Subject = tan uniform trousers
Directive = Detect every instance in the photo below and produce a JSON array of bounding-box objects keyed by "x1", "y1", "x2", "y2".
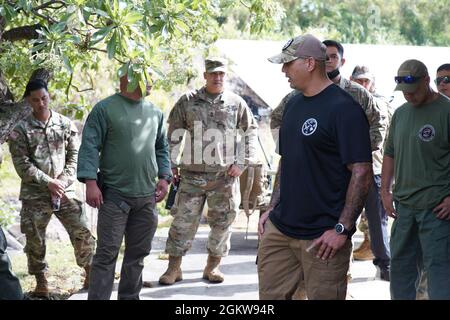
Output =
[{"x1": 258, "y1": 219, "x2": 352, "y2": 300}]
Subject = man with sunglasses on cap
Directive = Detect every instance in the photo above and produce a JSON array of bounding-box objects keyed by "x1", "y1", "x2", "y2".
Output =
[
  {"x1": 269, "y1": 40, "x2": 391, "y2": 287},
  {"x1": 436, "y1": 64, "x2": 450, "y2": 98},
  {"x1": 381, "y1": 59, "x2": 450, "y2": 300},
  {"x1": 258, "y1": 34, "x2": 373, "y2": 300}
]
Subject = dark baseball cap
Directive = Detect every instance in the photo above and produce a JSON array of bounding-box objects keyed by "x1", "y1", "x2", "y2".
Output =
[
  {"x1": 205, "y1": 57, "x2": 227, "y2": 73},
  {"x1": 268, "y1": 34, "x2": 327, "y2": 64},
  {"x1": 394, "y1": 59, "x2": 428, "y2": 93}
]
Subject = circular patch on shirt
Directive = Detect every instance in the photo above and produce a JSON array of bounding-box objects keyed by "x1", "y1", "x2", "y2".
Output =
[
  {"x1": 301, "y1": 118, "x2": 318, "y2": 136},
  {"x1": 282, "y1": 38, "x2": 294, "y2": 50},
  {"x1": 418, "y1": 124, "x2": 435, "y2": 142}
]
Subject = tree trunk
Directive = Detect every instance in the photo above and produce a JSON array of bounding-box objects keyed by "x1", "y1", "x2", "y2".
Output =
[
  {"x1": 0, "y1": 68, "x2": 51, "y2": 143},
  {"x1": 0, "y1": 101, "x2": 31, "y2": 144}
]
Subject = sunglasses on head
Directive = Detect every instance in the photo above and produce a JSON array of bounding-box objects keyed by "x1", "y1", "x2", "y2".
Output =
[
  {"x1": 435, "y1": 76, "x2": 450, "y2": 85},
  {"x1": 394, "y1": 75, "x2": 422, "y2": 84}
]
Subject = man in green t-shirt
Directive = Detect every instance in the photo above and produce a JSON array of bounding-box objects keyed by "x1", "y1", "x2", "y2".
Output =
[
  {"x1": 381, "y1": 59, "x2": 450, "y2": 300},
  {"x1": 77, "y1": 70, "x2": 172, "y2": 300}
]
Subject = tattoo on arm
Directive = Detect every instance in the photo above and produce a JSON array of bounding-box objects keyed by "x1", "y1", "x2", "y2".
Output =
[
  {"x1": 269, "y1": 160, "x2": 281, "y2": 208},
  {"x1": 339, "y1": 162, "x2": 373, "y2": 228}
]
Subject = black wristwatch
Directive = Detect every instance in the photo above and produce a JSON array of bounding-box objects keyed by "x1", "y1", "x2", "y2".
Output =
[
  {"x1": 159, "y1": 174, "x2": 173, "y2": 184},
  {"x1": 334, "y1": 223, "x2": 351, "y2": 236}
]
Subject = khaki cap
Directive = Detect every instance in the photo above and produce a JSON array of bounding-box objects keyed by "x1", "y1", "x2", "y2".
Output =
[
  {"x1": 205, "y1": 57, "x2": 227, "y2": 73},
  {"x1": 394, "y1": 59, "x2": 428, "y2": 93},
  {"x1": 268, "y1": 34, "x2": 327, "y2": 64},
  {"x1": 352, "y1": 65, "x2": 374, "y2": 80}
]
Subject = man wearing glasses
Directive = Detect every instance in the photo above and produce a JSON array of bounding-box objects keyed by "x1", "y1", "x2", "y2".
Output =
[
  {"x1": 436, "y1": 64, "x2": 450, "y2": 98},
  {"x1": 381, "y1": 59, "x2": 450, "y2": 300}
]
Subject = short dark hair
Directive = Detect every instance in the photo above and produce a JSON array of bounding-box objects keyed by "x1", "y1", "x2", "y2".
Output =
[
  {"x1": 24, "y1": 79, "x2": 48, "y2": 97},
  {"x1": 322, "y1": 40, "x2": 344, "y2": 58},
  {"x1": 437, "y1": 64, "x2": 450, "y2": 72}
]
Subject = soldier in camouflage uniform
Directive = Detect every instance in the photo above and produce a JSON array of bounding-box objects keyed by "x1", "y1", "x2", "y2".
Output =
[
  {"x1": 270, "y1": 41, "x2": 391, "y2": 285},
  {"x1": 8, "y1": 79, "x2": 95, "y2": 297},
  {"x1": 159, "y1": 58, "x2": 258, "y2": 285}
]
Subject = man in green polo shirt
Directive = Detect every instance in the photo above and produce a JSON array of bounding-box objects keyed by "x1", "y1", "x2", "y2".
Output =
[
  {"x1": 77, "y1": 69, "x2": 172, "y2": 300},
  {"x1": 381, "y1": 59, "x2": 450, "y2": 300}
]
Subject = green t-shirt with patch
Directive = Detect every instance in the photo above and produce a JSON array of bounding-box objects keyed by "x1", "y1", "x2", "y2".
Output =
[{"x1": 384, "y1": 94, "x2": 450, "y2": 209}]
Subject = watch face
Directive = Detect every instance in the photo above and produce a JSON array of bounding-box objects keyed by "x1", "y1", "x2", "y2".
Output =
[{"x1": 335, "y1": 223, "x2": 344, "y2": 234}]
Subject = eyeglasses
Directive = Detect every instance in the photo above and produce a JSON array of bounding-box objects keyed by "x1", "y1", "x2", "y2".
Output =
[
  {"x1": 435, "y1": 76, "x2": 450, "y2": 86},
  {"x1": 395, "y1": 75, "x2": 422, "y2": 84}
]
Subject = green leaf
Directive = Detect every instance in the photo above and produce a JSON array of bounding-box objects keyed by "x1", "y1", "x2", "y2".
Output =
[
  {"x1": 122, "y1": 12, "x2": 144, "y2": 25},
  {"x1": 63, "y1": 55, "x2": 73, "y2": 73},
  {"x1": 90, "y1": 26, "x2": 114, "y2": 44},
  {"x1": 30, "y1": 43, "x2": 47, "y2": 53},
  {"x1": 113, "y1": 0, "x2": 119, "y2": 15},
  {"x1": 107, "y1": 31, "x2": 117, "y2": 59},
  {"x1": 118, "y1": 62, "x2": 129, "y2": 78}
]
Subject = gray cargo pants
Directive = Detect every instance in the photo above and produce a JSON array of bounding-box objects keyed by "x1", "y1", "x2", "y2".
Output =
[{"x1": 88, "y1": 188, "x2": 158, "y2": 300}]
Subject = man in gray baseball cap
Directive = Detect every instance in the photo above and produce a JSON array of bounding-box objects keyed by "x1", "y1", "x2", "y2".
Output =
[
  {"x1": 268, "y1": 34, "x2": 327, "y2": 64},
  {"x1": 258, "y1": 34, "x2": 373, "y2": 300}
]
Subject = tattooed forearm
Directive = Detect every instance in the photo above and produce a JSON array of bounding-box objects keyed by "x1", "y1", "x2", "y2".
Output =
[
  {"x1": 339, "y1": 162, "x2": 373, "y2": 228},
  {"x1": 269, "y1": 160, "x2": 281, "y2": 208}
]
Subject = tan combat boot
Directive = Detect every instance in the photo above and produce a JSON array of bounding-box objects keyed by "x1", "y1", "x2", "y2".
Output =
[
  {"x1": 159, "y1": 256, "x2": 183, "y2": 285},
  {"x1": 34, "y1": 273, "x2": 49, "y2": 298},
  {"x1": 353, "y1": 232, "x2": 374, "y2": 261},
  {"x1": 82, "y1": 265, "x2": 91, "y2": 289},
  {"x1": 202, "y1": 255, "x2": 224, "y2": 283}
]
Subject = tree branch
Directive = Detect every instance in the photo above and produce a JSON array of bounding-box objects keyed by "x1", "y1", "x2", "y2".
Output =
[
  {"x1": 34, "y1": 0, "x2": 67, "y2": 11},
  {"x1": 2, "y1": 24, "x2": 42, "y2": 42}
]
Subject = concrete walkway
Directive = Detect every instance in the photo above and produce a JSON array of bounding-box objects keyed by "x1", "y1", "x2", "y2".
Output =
[{"x1": 69, "y1": 210, "x2": 390, "y2": 300}]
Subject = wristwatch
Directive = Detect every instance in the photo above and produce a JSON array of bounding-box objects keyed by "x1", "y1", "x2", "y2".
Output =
[
  {"x1": 159, "y1": 174, "x2": 173, "y2": 184},
  {"x1": 334, "y1": 223, "x2": 351, "y2": 236}
]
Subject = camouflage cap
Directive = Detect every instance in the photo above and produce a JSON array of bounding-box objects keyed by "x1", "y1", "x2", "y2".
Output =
[
  {"x1": 268, "y1": 34, "x2": 327, "y2": 64},
  {"x1": 351, "y1": 65, "x2": 374, "y2": 80},
  {"x1": 205, "y1": 57, "x2": 227, "y2": 73},
  {"x1": 395, "y1": 59, "x2": 428, "y2": 93}
]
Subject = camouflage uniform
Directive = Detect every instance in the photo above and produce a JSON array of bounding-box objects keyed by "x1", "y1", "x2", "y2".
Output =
[
  {"x1": 165, "y1": 87, "x2": 258, "y2": 257},
  {"x1": 8, "y1": 111, "x2": 95, "y2": 275}
]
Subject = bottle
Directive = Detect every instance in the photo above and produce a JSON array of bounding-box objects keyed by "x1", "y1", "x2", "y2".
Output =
[{"x1": 51, "y1": 194, "x2": 61, "y2": 212}]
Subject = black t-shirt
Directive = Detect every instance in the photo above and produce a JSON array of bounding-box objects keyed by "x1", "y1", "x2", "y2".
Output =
[{"x1": 270, "y1": 84, "x2": 372, "y2": 239}]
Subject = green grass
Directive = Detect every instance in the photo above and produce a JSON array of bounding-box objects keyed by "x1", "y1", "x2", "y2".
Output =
[
  {"x1": 10, "y1": 238, "x2": 126, "y2": 299},
  {"x1": 0, "y1": 145, "x2": 21, "y2": 199},
  {"x1": 10, "y1": 240, "x2": 87, "y2": 299}
]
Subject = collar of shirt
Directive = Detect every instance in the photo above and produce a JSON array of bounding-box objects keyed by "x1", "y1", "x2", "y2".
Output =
[
  {"x1": 29, "y1": 110, "x2": 57, "y2": 129},
  {"x1": 198, "y1": 87, "x2": 225, "y2": 104}
]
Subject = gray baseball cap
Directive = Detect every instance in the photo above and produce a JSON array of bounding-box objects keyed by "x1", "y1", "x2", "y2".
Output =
[
  {"x1": 351, "y1": 65, "x2": 374, "y2": 80},
  {"x1": 268, "y1": 34, "x2": 327, "y2": 64}
]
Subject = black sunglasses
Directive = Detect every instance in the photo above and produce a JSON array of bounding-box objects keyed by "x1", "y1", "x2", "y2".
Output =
[
  {"x1": 394, "y1": 75, "x2": 422, "y2": 84},
  {"x1": 435, "y1": 76, "x2": 450, "y2": 86}
]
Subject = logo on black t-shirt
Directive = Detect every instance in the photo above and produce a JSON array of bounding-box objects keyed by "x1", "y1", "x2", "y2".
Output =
[
  {"x1": 301, "y1": 118, "x2": 318, "y2": 136},
  {"x1": 418, "y1": 124, "x2": 435, "y2": 142}
]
